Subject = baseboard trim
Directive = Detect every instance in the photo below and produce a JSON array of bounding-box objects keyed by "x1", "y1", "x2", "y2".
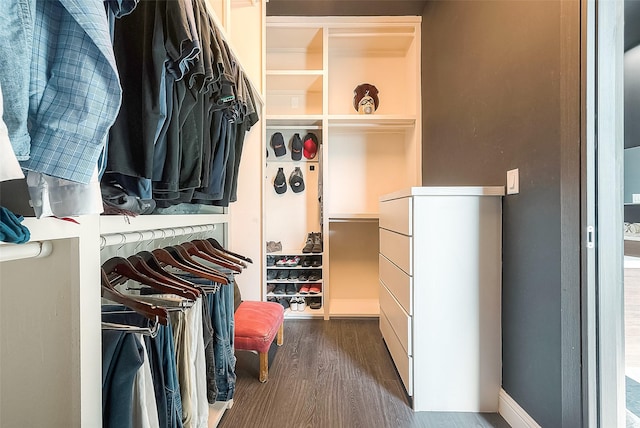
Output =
[{"x1": 498, "y1": 389, "x2": 542, "y2": 428}]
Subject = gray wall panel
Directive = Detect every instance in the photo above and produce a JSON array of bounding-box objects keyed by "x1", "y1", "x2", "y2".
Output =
[{"x1": 421, "y1": 1, "x2": 581, "y2": 426}]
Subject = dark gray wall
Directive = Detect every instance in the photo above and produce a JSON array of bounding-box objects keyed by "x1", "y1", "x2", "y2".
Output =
[{"x1": 421, "y1": 1, "x2": 582, "y2": 426}]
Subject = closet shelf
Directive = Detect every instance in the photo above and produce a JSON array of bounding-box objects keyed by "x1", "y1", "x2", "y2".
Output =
[
  {"x1": 12, "y1": 216, "x2": 86, "y2": 241},
  {"x1": 328, "y1": 33, "x2": 415, "y2": 55},
  {"x1": 328, "y1": 213, "x2": 379, "y2": 221},
  {"x1": 266, "y1": 26, "x2": 323, "y2": 52},
  {"x1": 265, "y1": 116, "x2": 323, "y2": 127},
  {"x1": 99, "y1": 214, "x2": 229, "y2": 235},
  {"x1": 329, "y1": 298, "x2": 380, "y2": 317},
  {"x1": 327, "y1": 115, "x2": 416, "y2": 129},
  {"x1": 266, "y1": 72, "x2": 323, "y2": 92}
]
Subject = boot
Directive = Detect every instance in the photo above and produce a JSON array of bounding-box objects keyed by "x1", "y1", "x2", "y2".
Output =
[
  {"x1": 311, "y1": 232, "x2": 322, "y2": 253},
  {"x1": 302, "y1": 232, "x2": 315, "y2": 253}
]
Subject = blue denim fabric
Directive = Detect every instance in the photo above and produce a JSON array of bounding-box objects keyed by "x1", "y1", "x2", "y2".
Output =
[
  {"x1": 176, "y1": 272, "x2": 235, "y2": 401},
  {"x1": 102, "y1": 306, "x2": 183, "y2": 428},
  {"x1": 102, "y1": 329, "x2": 144, "y2": 428},
  {"x1": 211, "y1": 280, "x2": 236, "y2": 401},
  {"x1": 201, "y1": 292, "x2": 218, "y2": 403},
  {"x1": 0, "y1": 0, "x2": 34, "y2": 159}
]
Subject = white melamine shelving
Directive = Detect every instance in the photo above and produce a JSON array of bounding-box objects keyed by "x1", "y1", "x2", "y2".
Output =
[{"x1": 265, "y1": 16, "x2": 421, "y2": 319}]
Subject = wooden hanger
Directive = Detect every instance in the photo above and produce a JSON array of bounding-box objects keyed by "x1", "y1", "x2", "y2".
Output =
[
  {"x1": 102, "y1": 256, "x2": 200, "y2": 301},
  {"x1": 127, "y1": 254, "x2": 201, "y2": 292},
  {"x1": 152, "y1": 247, "x2": 229, "y2": 285},
  {"x1": 134, "y1": 251, "x2": 196, "y2": 287},
  {"x1": 181, "y1": 241, "x2": 242, "y2": 273},
  {"x1": 206, "y1": 238, "x2": 253, "y2": 264},
  {"x1": 192, "y1": 239, "x2": 247, "y2": 269},
  {"x1": 100, "y1": 269, "x2": 168, "y2": 325}
]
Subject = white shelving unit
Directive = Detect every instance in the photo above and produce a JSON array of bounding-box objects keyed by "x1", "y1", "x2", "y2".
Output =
[{"x1": 265, "y1": 16, "x2": 421, "y2": 319}]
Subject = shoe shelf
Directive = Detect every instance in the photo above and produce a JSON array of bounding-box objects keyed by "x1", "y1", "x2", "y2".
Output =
[
  {"x1": 266, "y1": 292, "x2": 323, "y2": 298},
  {"x1": 267, "y1": 266, "x2": 322, "y2": 270}
]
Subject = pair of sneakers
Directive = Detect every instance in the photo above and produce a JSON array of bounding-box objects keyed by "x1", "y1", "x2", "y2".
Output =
[{"x1": 289, "y1": 297, "x2": 306, "y2": 312}]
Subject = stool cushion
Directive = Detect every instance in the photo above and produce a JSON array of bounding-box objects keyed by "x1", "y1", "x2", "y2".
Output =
[{"x1": 234, "y1": 301, "x2": 284, "y2": 354}]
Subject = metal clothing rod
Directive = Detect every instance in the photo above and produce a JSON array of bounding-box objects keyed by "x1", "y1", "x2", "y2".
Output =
[
  {"x1": 100, "y1": 224, "x2": 217, "y2": 249},
  {"x1": 0, "y1": 241, "x2": 54, "y2": 263}
]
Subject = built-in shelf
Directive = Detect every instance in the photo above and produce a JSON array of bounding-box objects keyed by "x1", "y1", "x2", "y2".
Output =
[
  {"x1": 329, "y1": 33, "x2": 415, "y2": 55},
  {"x1": 328, "y1": 115, "x2": 416, "y2": 129},
  {"x1": 328, "y1": 213, "x2": 379, "y2": 221},
  {"x1": 1, "y1": 216, "x2": 88, "y2": 242},
  {"x1": 266, "y1": 71, "x2": 323, "y2": 93},
  {"x1": 266, "y1": 116, "x2": 323, "y2": 127},
  {"x1": 99, "y1": 214, "x2": 230, "y2": 235},
  {"x1": 329, "y1": 298, "x2": 380, "y2": 317}
]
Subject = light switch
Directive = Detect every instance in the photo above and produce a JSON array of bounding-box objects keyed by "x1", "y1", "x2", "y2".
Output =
[{"x1": 507, "y1": 168, "x2": 519, "y2": 195}]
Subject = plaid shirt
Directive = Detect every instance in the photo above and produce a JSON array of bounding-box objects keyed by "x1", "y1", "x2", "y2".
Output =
[{"x1": 20, "y1": 0, "x2": 122, "y2": 184}]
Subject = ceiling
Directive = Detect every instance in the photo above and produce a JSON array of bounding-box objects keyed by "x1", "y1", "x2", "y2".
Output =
[{"x1": 266, "y1": 0, "x2": 430, "y2": 16}]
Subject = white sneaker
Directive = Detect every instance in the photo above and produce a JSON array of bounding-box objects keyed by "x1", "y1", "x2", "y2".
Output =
[
  {"x1": 289, "y1": 297, "x2": 299, "y2": 311},
  {"x1": 297, "y1": 297, "x2": 306, "y2": 312}
]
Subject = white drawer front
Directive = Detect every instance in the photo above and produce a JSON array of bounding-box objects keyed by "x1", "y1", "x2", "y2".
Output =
[
  {"x1": 379, "y1": 228, "x2": 412, "y2": 275},
  {"x1": 379, "y1": 197, "x2": 412, "y2": 236},
  {"x1": 380, "y1": 309, "x2": 413, "y2": 396},
  {"x1": 379, "y1": 254, "x2": 412, "y2": 315},
  {"x1": 379, "y1": 281, "x2": 412, "y2": 355}
]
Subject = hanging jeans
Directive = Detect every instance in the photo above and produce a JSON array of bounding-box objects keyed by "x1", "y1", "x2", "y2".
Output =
[
  {"x1": 211, "y1": 279, "x2": 236, "y2": 401},
  {"x1": 102, "y1": 307, "x2": 183, "y2": 428},
  {"x1": 102, "y1": 329, "x2": 145, "y2": 428},
  {"x1": 177, "y1": 273, "x2": 235, "y2": 401}
]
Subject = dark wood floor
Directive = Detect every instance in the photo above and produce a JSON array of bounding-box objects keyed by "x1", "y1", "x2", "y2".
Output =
[{"x1": 219, "y1": 319, "x2": 511, "y2": 428}]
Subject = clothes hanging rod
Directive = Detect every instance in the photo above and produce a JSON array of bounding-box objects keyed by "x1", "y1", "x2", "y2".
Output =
[
  {"x1": 100, "y1": 224, "x2": 217, "y2": 249},
  {"x1": 0, "y1": 241, "x2": 54, "y2": 263}
]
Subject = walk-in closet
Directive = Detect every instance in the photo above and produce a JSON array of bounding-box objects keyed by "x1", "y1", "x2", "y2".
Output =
[{"x1": 0, "y1": 1, "x2": 510, "y2": 427}]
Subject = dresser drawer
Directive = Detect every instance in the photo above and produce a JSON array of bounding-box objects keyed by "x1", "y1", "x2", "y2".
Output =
[
  {"x1": 379, "y1": 254, "x2": 412, "y2": 315},
  {"x1": 379, "y1": 228, "x2": 412, "y2": 275},
  {"x1": 380, "y1": 308, "x2": 413, "y2": 396},
  {"x1": 379, "y1": 281, "x2": 412, "y2": 355},
  {"x1": 379, "y1": 197, "x2": 412, "y2": 235}
]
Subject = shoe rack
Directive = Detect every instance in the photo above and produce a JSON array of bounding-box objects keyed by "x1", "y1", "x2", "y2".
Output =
[{"x1": 264, "y1": 17, "x2": 422, "y2": 319}]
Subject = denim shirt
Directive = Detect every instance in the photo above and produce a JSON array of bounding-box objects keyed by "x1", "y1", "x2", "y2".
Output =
[{"x1": 19, "y1": 0, "x2": 123, "y2": 184}]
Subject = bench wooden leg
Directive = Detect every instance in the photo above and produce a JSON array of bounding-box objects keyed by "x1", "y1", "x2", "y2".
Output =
[
  {"x1": 259, "y1": 352, "x2": 268, "y2": 383},
  {"x1": 276, "y1": 322, "x2": 284, "y2": 346}
]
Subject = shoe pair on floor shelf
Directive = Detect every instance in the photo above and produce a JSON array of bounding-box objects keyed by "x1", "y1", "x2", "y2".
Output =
[
  {"x1": 267, "y1": 270, "x2": 322, "y2": 281},
  {"x1": 269, "y1": 296, "x2": 322, "y2": 311},
  {"x1": 302, "y1": 232, "x2": 322, "y2": 254},
  {"x1": 270, "y1": 282, "x2": 322, "y2": 295},
  {"x1": 266, "y1": 255, "x2": 321, "y2": 267}
]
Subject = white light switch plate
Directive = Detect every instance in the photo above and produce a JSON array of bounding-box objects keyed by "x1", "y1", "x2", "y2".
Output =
[{"x1": 507, "y1": 168, "x2": 519, "y2": 195}]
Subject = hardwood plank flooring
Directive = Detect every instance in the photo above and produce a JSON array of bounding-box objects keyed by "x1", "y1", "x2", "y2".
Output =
[{"x1": 219, "y1": 319, "x2": 511, "y2": 428}]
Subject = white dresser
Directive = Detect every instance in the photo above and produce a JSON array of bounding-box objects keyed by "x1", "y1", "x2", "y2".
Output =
[{"x1": 378, "y1": 186, "x2": 504, "y2": 412}]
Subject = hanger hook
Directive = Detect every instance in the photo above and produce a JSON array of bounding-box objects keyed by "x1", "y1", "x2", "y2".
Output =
[
  {"x1": 116, "y1": 233, "x2": 127, "y2": 254},
  {"x1": 133, "y1": 231, "x2": 145, "y2": 252}
]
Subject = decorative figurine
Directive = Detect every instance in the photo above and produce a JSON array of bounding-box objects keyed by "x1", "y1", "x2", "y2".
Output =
[{"x1": 353, "y1": 83, "x2": 379, "y2": 114}]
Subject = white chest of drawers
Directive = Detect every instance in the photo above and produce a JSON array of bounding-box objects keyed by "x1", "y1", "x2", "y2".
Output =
[{"x1": 378, "y1": 186, "x2": 504, "y2": 412}]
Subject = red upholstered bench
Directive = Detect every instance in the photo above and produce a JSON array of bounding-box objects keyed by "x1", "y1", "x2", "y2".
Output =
[{"x1": 234, "y1": 300, "x2": 284, "y2": 382}]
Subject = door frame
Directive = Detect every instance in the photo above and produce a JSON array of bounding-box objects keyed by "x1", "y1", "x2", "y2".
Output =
[{"x1": 586, "y1": 0, "x2": 625, "y2": 426}]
